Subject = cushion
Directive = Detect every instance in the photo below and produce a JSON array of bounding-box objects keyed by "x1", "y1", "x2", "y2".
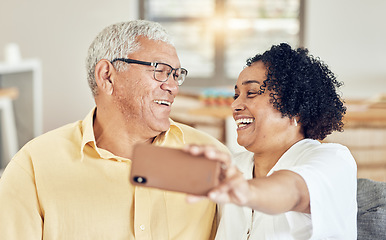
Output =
[{"x1": 357, "y1": 178, "x2": 386, "y2": 240}]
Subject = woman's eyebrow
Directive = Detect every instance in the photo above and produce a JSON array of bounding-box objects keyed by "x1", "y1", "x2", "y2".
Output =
[
  {"x1": 242, "y1": 80, "x2": 261, "y2": 85},
  {"x1": 235, "y1": 80, "x2": 261, "y2": 90}
]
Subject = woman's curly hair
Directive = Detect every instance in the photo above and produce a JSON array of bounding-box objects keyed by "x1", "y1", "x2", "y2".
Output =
[{"x1": 246, "y1": 43, "x2": 346, "y2": 140}]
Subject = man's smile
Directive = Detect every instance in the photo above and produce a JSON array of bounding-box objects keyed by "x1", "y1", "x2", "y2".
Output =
[{"x1": 154, "y1": 99, "x2": 172, "y2": 106}]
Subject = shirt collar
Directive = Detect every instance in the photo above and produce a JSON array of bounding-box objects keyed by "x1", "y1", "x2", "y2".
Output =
[
  {"x1": 80, "y1": 107, "x2": 185, "y2": 161},
  {"x1": 80, "y1": 107, "x2": 99, "y2": 161},
  {"x1": 267, "y1": 139, "x2": 315, "y2": 175},
  {"x1": 151, "y1": 118, "x2": 185, "y2": 147}
]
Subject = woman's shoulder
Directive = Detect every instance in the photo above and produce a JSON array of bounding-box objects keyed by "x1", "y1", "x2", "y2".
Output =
[
  {"x1": 286, "y1": 139, "x2": 357, "y2": 173},
  {"x1": 291, "y1": 139, "x2": 351, "y2": 157}
]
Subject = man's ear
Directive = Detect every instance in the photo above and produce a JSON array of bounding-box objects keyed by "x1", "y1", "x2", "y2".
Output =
[{"x1": 95, "y1": 59, "x2": 114, "y2": 95}]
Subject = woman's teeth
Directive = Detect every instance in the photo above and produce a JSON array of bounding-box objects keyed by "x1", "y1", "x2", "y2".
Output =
[{"x1": 235, "y1": 118, "x2": 255, "y2": 128}]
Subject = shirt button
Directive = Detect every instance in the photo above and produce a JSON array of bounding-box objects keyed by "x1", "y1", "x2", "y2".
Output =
[{"x1": 140, "y1": 225, "x2": 145, "y2": 231}]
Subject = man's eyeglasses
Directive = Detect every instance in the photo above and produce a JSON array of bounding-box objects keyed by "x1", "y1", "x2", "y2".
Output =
[{"x1": 110, "y1": 58, "x2": 188, "y2": 86}]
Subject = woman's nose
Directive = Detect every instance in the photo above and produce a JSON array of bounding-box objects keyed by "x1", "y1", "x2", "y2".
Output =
[{"x1": 231, "y1": 97, "x2": 245, "y2": 112}]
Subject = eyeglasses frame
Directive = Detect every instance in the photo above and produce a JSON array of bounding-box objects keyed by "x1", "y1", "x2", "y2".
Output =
[{"x1": 110, "y1": 58, "x2": 188, "y2": 86}]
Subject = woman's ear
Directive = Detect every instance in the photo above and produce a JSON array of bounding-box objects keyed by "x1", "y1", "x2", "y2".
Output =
[{"x1": 95, "y1": 59, "x2": 114, "y2": 95}]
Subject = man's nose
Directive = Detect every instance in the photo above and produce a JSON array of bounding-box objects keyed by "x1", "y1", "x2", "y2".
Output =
[{"x1": 160, "y1": 76, "x2": 179, "y2": 96}]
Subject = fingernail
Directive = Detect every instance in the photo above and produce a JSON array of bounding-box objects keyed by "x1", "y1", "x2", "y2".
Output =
[
  {"x1": 207, "y1": 150, "x2": 216, "y2": 159},
  {"x1": 209, "y1": 191, "x2": 217, "y2": 199},
  {"x1": 191, "y1": 145, "x2": 199, "y2": 153}
]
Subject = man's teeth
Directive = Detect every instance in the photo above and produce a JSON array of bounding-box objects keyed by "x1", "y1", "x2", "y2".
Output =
[
  {"x1": 235, "y1": 118, "x2": 254, "y2": 128},
  {"x1": 154, "y1": 100, "x2": 171, "y2": 106}
]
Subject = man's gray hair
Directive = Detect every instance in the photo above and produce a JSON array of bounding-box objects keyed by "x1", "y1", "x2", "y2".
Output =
[{"x1": 86, "y1": 20, "x2": 173, "y2": 96}]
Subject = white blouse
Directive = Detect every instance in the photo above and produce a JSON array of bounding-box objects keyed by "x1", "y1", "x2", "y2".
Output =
[{"x1": 215, "y1": 139, "x2": 357, "y2": 240}]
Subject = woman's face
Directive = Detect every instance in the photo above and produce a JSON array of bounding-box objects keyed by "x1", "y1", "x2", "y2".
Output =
[{"x1": 232, "y1": 61, "x2": 293, "y2": 153}]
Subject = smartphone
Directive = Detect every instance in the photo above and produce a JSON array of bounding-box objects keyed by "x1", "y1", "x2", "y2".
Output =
[{"x1": 130, "y1": 143, "x2": 221, "y2": 196}]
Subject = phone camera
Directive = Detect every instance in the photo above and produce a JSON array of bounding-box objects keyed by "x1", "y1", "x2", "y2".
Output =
[{"x1": 133, "y1": 176, "x2": 147, "y2": 184}]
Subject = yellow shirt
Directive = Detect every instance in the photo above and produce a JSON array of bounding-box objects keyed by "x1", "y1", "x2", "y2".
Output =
[{"x1": 0, "y1": 108, "x2": 228, "y2": 240}]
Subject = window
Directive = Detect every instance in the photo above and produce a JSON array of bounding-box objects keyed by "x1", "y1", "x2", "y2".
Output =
[{"x1": 140, "y1": 0, "x2": 304, "y2": 87}]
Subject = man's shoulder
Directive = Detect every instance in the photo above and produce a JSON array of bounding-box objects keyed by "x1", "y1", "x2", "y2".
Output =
[
  {"x1": 173, "y1": 121, "x2": 229, "y2": 153},
  {"x1": 173, "y1": 121, "x2": 203, "y2": 133},
  {"x1": 173, "y1": 121, "x2": 218, "y2": 141},
  {"x1": 24, "y1": 120, "x2": 83, "y2": 149}
]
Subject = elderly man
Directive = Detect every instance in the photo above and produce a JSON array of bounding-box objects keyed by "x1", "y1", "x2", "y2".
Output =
[{"x1": 0, "y1": 20, "x2": 227, "y2": 239}]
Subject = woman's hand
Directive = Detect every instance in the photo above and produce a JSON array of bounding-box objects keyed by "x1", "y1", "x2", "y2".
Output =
[{"x1": 183, "y1": 145, "x2": 252, "y2": 206}]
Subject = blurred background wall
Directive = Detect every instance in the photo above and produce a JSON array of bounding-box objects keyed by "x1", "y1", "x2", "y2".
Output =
[
  {"x1": 305, "y1": 0, "x2": 386, "y2": 99},
  {"x1": 0, "y1": 0, "x2": 385, "y2": 133},
  {"x1": 0, "y1": 0, "x2": 138, "y2": 133}
]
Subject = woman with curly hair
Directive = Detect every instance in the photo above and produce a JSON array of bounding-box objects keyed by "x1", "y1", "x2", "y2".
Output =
[{"x1": 186, "y1": 43, "x2": 357, "y2": 239}]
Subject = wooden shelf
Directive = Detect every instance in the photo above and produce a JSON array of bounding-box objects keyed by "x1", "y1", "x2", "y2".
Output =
[{"x1": 325, "y1": 99, "x2": 386, "y2": 182}]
